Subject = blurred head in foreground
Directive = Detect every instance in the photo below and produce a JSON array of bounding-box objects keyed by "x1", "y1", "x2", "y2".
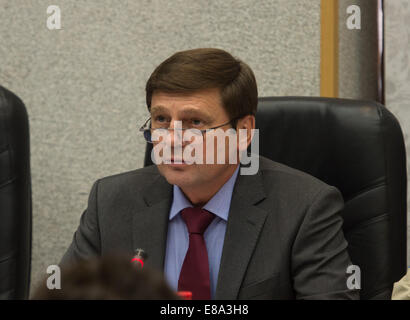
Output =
[{"x1": 32, "y1": 254, "x2": 180, "y2": 300}]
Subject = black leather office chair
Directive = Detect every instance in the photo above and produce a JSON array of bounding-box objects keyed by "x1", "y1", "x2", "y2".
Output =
[
  {"x1": 0, "y1": 86, "x2": 32, "y2": 299},
  {"x1": 144, "y1": 96, "x2": 407, "y2": 299}
]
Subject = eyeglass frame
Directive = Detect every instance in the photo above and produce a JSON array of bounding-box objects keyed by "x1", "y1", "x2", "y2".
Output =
[{"x1": 138, "y1": 114, "x2": 250, "y2": 144}]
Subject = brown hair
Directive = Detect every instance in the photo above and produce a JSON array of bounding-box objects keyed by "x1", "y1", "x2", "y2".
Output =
[
  {"x1": 31, "y1": 254, "x2": 180, "y2": 300},
  {"x1": 145, "y1": 48, "x2": 258, "y2": 126}
]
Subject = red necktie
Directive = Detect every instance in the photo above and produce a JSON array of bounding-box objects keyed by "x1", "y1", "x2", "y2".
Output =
[{"x1": 178, "y1": 207, "x2": 215, "y2": 300}]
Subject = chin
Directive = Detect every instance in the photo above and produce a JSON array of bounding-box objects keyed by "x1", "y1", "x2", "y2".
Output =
[{"x1": 157, "y1": 164, "x2": 196, "y2": 187}]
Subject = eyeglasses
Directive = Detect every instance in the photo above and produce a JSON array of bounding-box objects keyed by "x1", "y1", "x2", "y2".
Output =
[{"x1": 138, "y1": 116, "x2": 243, "y2": 144}]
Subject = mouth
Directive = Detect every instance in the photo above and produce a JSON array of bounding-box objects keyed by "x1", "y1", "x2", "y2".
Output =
[{"x1": 164, "y1": 158, "x2": 190, "y2": 166}]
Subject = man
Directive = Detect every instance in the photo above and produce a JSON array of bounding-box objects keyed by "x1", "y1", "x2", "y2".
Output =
[{"x1": 61, "y1": 48, "x2": 359, "y2": 300}]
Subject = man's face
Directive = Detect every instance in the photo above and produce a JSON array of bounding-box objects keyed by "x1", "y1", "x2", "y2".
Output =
[{"x1": 150, "y1": 88, "x2": 238, "y2": 189}]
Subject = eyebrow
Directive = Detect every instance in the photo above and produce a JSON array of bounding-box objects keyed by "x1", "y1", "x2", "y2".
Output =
[
  {"x1": 180, "y1": 109, "x2": 213, "y2": 122},
  {"x1": 151, "y1": 105, "x2": 214, "y2": 122},
  {"x1": 150, "y1": 105, "x2": 169, "y2": 115}
]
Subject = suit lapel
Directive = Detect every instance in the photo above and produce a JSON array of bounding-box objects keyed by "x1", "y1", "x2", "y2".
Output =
[
  {"x1": 131, "y1": 164, "x2": 268, "y2": 299},
  {"x1": 215, "y1": 167, "x2": 268, "y2": 300},
  {"x1": 132, "y1": 172, "x2": 172, "y2": 272}
]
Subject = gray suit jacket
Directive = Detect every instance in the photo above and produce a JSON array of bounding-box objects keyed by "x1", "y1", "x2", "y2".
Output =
[{"x1": 61, "y1": 156, "x2": 359, "y2": 299}]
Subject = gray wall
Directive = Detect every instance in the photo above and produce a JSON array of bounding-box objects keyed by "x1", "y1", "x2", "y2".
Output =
[
  {"x1": 385, "y1": 0, "x2": 410, "y2": 265},
  {"x1": 0, "y1": 0, "x2": 321, "y2": 294},
  {"x1": 338, "y1": 0, "x2": 380, "y2": 101}
]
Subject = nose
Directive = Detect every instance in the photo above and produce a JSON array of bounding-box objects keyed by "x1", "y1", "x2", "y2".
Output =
[
  {"x1": 165, "y1": 119, "x2": 183, "y2": 146},
  {"x1": 161, "y1": 119, "x2": 195, "y2": 157}
]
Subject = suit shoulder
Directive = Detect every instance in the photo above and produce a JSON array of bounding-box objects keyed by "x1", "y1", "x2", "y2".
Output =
[
  {"x1": 258, "y1": 156, "x2": 338, "y2": 197},
  {"x1": 96, "y1": 165, "x2": 160, "y2": 188}
]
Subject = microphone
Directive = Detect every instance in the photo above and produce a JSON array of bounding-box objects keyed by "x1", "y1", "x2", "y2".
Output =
[
  {"x1": 131, "y1": 248, "x2": 192, "y2": 299},
  {"x1": 131, "y1": 248, "x2": 148, "y2": 268}
]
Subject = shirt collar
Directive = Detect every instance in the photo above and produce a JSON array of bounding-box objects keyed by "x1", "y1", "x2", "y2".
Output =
[{"x1": 169, "y1": 165, "x2": 240, "y2": 221}]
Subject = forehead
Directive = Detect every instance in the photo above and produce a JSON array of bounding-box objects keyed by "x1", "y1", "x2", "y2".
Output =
[{"x1": 150, "y1": 88, "x2": 226, "y2": 117}]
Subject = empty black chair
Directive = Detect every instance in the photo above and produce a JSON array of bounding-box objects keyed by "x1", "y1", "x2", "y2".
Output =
[
  {"x1": 144, "y1": 96, "x2": 407, "y2": 299},
  {"x1": 0, "y1": 86, "x2": 32, "y2": 299}
]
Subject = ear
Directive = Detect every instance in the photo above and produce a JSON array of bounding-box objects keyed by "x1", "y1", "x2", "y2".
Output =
[{"x1": 237, "y1": 115, "x2": 256, "y2": 151}]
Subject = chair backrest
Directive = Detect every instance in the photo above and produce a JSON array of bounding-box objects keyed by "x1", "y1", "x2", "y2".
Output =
[
  {"x1": 0, "y1": 86, "x2": 32, "y2": 299},
  {"x1": 144, "y1": 96, "x2": 407, "y2": 299},
  {"x1": 255, "y1": 97, "x2": 407, "y2": 299}
]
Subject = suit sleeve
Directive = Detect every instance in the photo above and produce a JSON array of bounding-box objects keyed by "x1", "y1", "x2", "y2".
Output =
[
  {"x1": 291, "y1": 186, "x2": 360, "y2": 299},
  {"x1": 60, "y1": 180, "x2": 101, "y2": 266}
]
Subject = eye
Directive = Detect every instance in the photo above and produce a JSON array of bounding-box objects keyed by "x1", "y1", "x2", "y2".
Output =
[
  {"x1": 155, "y1": 115, "x2": 166, "y2": 122},
  {"x1": 191, "y1": 119, "x2": 202, "y2": 126}
]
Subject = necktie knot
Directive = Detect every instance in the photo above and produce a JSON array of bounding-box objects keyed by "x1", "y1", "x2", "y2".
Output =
[{"x1": 181, "y1": 207, "x2": 215, "y2": 235}]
